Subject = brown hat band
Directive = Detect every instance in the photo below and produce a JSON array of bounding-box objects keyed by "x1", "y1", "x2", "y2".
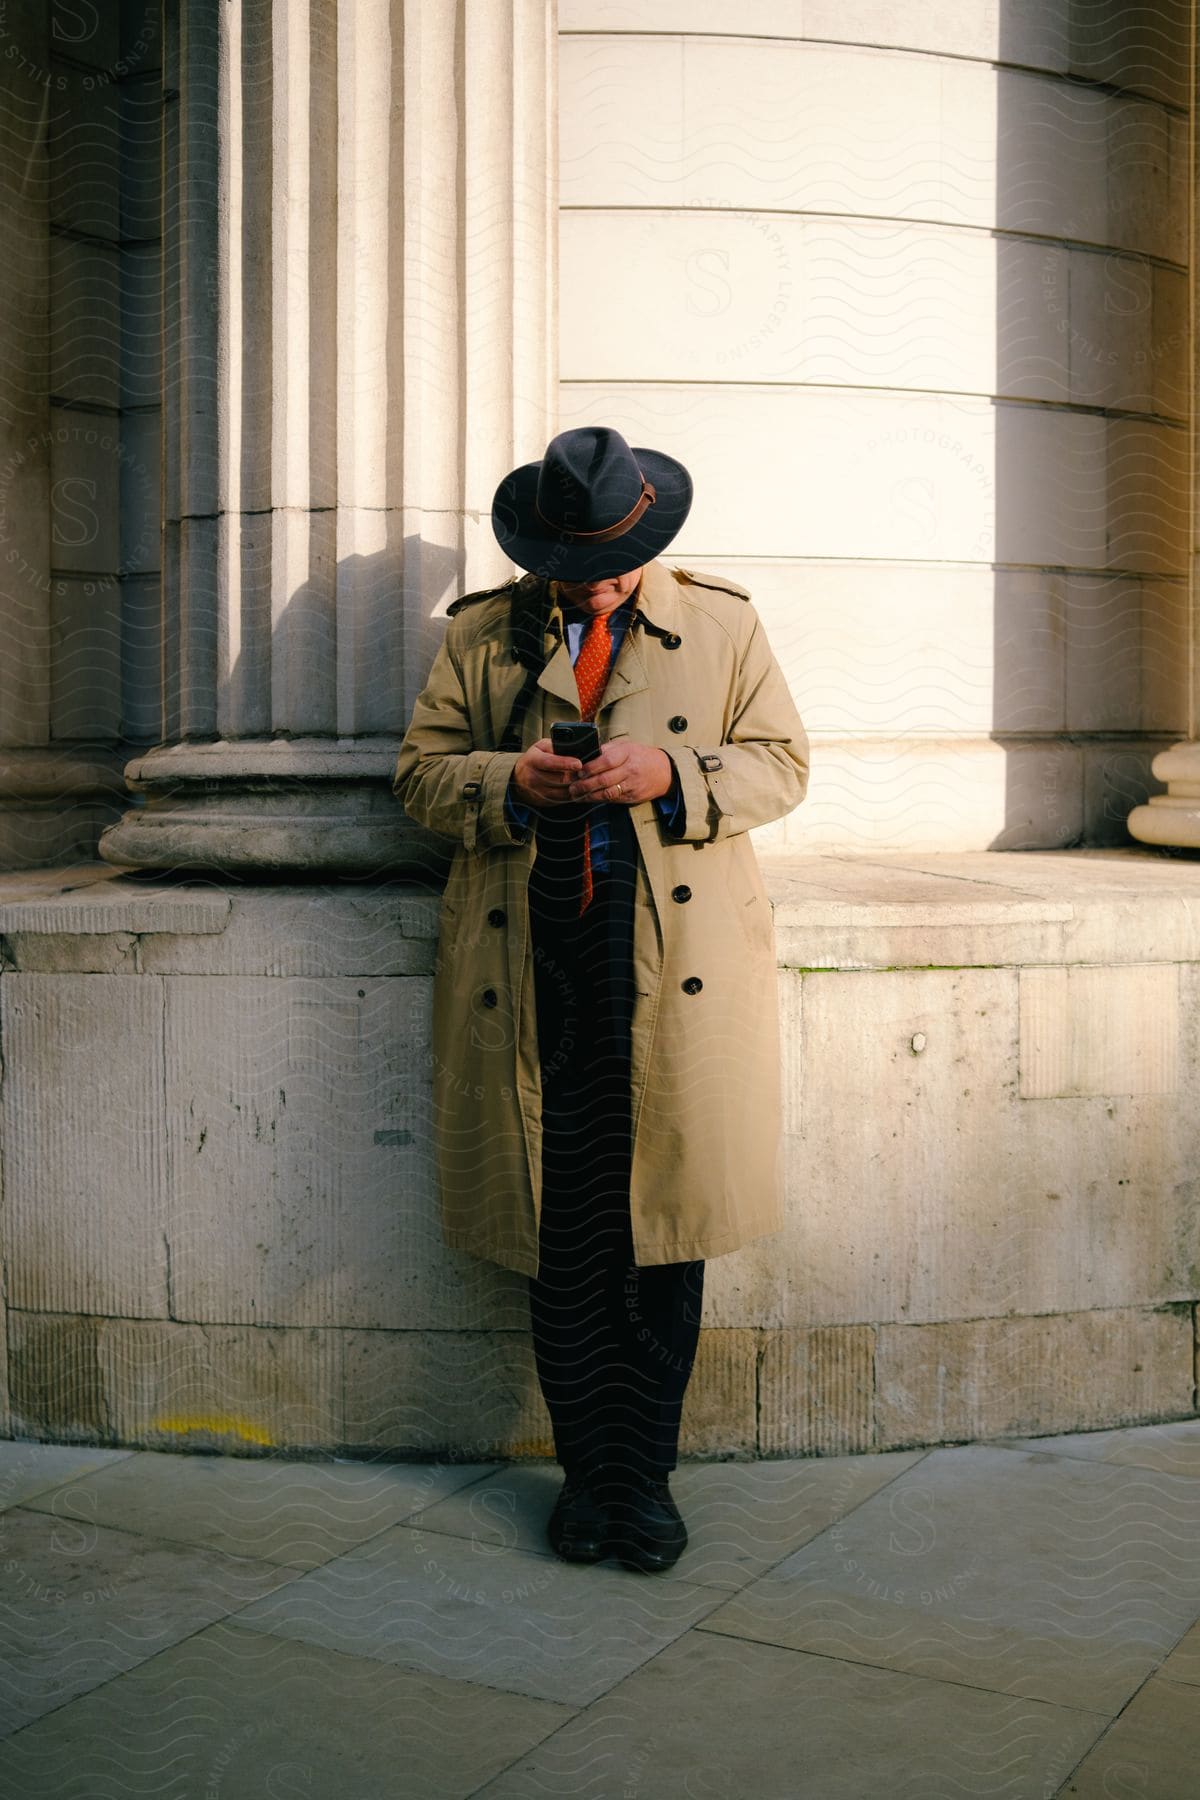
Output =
[{"x1": 534, "y1": 477, "x2": 657, "y2": 544}]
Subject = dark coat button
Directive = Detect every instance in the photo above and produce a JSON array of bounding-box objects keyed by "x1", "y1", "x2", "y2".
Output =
[
  {"x1": 663, "y1": 633, "x2": 682, "y2": 649},
  {"x1": 487, "y1": 908, "x2": 506, "y2": 927},
  {"x1": 668, "y1": 715, "x2": 687, "y2": 733},
  {"x1": 671, "y1": 885, "x2": 692, "y2": 903},
  {"x1": 681, "y1": 976, "x2": 703, "y2": 995},
  {"x1": 481, "y1": 988, "x2": 498, "y2": 1007}
]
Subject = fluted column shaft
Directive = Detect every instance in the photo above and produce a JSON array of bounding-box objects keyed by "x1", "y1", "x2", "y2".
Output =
[
  {"x1": 100, "y1": 0, "x2": 557, "y2": 875},
  {"x1": 1129, "y1": 0, "x2": 1199, "y2": 849}
]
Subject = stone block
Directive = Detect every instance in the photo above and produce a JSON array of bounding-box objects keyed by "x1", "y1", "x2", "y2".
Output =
[
  {"x1": 994, "y1": 69, "x2": 1108, "y2": 243},
  {"x1": 48, "y1": 418, "x2": 123, "y2": 575},
  {"x1": 561, "y1": 36, "x2": 945, "y2": 219},
  {"x1": 138, "y1": 887, "x2": 438, "y2": 975},
  {"x1": 163, "y1": 974, "x2": 492, "y2": 1330},
  {"x1": 758, "y1": 1326, "x2": 875, "y2": 1455},
  {"x1": 1, "y1": 931, "x2": 137, "y2": 972},
  {"x1": 48, "y1": 79, "x2": 121, "y2": 241},
  {"x1": 560, "y1": 385, "x2": 1001, "y2": 565},
  {"x1": 750, "y1": 560, "x2": 996, "y2": 739},
  {"x1": 994, "y1": 570, "x2": 1067, "y2": 733},
  {"x1": 1080, "y1": 739, "x2": 1165, "y2": 846},
  {"x1": 990, "y1": 738, "x2": 1084, "y2": 851},
  {"x1": 1108, "y1": 104, "x2": 1188, "y2": 264},
  {"x1": 1069, "y1": 0, "x2": 1189, "y2": 109},
  {"x1": 875, "y1": 1306, "x2": 1193, "y2": 1446},
  {"x1": 1151, "y1": 265, "x2": 1189, "y2": 418},
  {"x1": 779, "y1": 967, "x2": 1025, "y2": 1326},
  {"x1": 993, "y1": 403, "x2": 1108, "y2": 569},
  {"x1": 119, "y1": 243, "x2": 162, "y2": 409},
  {"x1": 48, "y1": 235, "x2": 120, "y2": 408},
  {"x1": 1, "y1": 973, "x2": 169, "y2": 1317},
  {"x1": 811, "y1": 0, "x2": 1069, "y2": 68},
  {"x1": 561, "y1": 207, "x2": 805, "y2": 387},
  {"x1": 1064, "y1": 574, "x2": 1142, "y2": 732},
  {"x1": 49, "y1": 576, "x2": 123, "y2": 738},
  {"x1": 341, "y1": 1329, "x2": 553, "y2": 1459},
  {"x1": 7, "y1": 1312, "x2": 343, "y2": 1453},
  {"x1": 118, "y1": 409, "x2": 161, "y2": 576},
  {"x1": 677, "y1": 1329, "x2": 759, "y2": 1457},
  {"x1": 1019, "y1": 963, "x2": 1178, "y2": 1098},
  {"x1": 996, "y1": 235, "x2": 1072, "y2": 402},
  {"x1": 775, "y1": 734, "x2": 1074, "y2": 855},
  {"x1": 1064, "y1": 246, "x2": 1155, "y2": 414},
  {"x1": 1124, "y1": 441, "x2": 1191, "y2": 601},
  {"x1": 1106, "y1": 417, "x2": 1190, "y2": 577},
  {"x1": 563, "y1": 213, "x2": 1071, "y2": 406},
  {"x1": 0, "y1": 870, "x2": 231, "y2": 936}
]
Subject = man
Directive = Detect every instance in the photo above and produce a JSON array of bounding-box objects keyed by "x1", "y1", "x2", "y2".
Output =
[{"x1": 392, "y1": 425, "x2": 810, "y2": 1572}]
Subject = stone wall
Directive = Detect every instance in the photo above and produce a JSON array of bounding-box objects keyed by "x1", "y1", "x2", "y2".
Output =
[{"x1": 1, "y1": 853, "x2": 1194, "y2": 1461}]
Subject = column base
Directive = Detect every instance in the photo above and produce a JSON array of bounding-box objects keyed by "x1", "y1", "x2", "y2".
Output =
[
  {"x1": 0, "y1": 748, "x2": 129, "y2": 869},
  {"x1": 97, "y1": 739, "x2": 451, "y2": 879},
  {"x1": 1127, "y1": 741, "x2": 1200, "y2": 850}
]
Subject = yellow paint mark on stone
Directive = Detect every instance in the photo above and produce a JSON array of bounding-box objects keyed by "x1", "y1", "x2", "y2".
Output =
[
  {"x1": 504, "y1": 1437, "x2": 554, "y2": 1458},
  {"x1": 153, "y1": 1414, "x2": 274, "y2": 1446}
]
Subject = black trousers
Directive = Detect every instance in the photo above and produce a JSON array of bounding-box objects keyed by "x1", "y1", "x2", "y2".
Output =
[{"x1": 526, "y1": 805, "x2": 704, "y2": 1490}]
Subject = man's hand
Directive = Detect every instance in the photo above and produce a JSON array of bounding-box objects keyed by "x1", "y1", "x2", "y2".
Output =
[
  {"x1": 568, "y1": 741, "x2": 674, "y2": 805},
  {"x1": 510, "y1": 738, "x2": 585, "y2": 808}
]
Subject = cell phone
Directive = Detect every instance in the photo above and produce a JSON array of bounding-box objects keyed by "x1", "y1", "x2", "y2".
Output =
[{"x1": 550, "y1": 720, "x2": 602, "y2": 763}]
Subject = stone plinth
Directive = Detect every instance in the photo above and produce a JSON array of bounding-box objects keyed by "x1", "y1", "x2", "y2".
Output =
[{"x1": 0, "y1": 849, "x2": 1197, "y2": 1458}]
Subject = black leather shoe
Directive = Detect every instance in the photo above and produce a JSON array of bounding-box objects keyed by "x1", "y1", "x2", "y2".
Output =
[
  {"x1": 610, "y1": 1473, "x2": 687, "y2": 1573},
  {"x1": 546, "y1": 1468, "x2": 610, "y2": 1563}
]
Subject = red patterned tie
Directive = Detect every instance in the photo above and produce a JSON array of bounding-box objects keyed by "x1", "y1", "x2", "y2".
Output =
[{"x1": 573, "y1": 612, "x2": 613, "y2": 914}]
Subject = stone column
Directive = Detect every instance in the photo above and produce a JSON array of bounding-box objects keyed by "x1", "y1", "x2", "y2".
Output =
[
  {"x1": 1129, "y1": 15, "x2": 1198, "y2": 851},
  {"x1": 0, "y1": 1, "x2": 131, "y2": 867},
  {"x1": 99, "y1": 0, "x2": 557, "y2": 875}
]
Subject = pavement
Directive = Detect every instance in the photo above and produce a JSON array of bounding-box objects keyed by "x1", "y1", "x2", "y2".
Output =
[{"x1": 0, "y1": 1422, "x2": 1196, "y2": 1798}]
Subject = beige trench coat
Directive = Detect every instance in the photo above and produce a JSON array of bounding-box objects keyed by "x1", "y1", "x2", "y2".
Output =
[{"x1": 392, "y1": 558, "x2": 810, "y2": 1278}]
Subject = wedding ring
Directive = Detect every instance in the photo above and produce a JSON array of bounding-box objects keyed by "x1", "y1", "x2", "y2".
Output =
[{"x1": 614, "y1": 783, "x2": 622, "y2": 798}]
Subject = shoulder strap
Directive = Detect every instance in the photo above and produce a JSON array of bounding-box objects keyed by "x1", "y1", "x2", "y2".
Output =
[
  {"x1": 670, "y1": 566, "x2": 751, "y2": 601},
  {"x1": 445, "y1": 578, "x2": 517, "y2": 617}
]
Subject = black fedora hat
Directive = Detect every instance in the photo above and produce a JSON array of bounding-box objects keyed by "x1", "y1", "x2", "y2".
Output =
[{"x1": 491, "y1": 425, "x2": 693, "y2": 582}]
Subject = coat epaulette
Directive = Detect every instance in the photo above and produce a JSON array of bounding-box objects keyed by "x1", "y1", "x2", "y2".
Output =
[
  {"x1": 445, "y1": 578, "x2": 518, "y2": 617},
  {"x1": 670, "y1": 566, "x2": 751, "y2": 601}
]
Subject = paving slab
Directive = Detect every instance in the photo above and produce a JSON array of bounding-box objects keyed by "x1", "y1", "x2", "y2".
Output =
[
  {"x1": 0, "y1": 1441, "x2": 134, "y2": 1509},
  {"x1": 1159, "y1": 1617, "x2": 1200, "y2": 1686},
  {"x1": 229, "y1": 1514, "x2": 726, "y2": 1706},
  {"x1": 0, "y1": 1619, "x2": 571, "y2": 1800},
  {"x1": 18, "y1": 1449, "x2": 496, "y2": 1569},
  {"x1": 0, "y1": 1508, "x2": 298, "y2": 1736},
  {"x1": 1058, "y1": 1675, "x2": 1200, "y2": 1800},
  {"x1": 410, "y1": 1450, "x2": 928, "y2": 1589},
  {"x1": 997, "y1": 1418, "x2": 1200, "y2": 1475},
  {"x1": 694, "y1": 1443, "x2": 1200, "y2": 1714},
  {"x1": 471, "y1": 1629, "x2": 1108, "y2": 1800}
]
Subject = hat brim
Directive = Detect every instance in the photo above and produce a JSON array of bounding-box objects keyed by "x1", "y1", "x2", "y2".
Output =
[{"x1": 491, "y1": 446, "x2": 693, "y2": 582}]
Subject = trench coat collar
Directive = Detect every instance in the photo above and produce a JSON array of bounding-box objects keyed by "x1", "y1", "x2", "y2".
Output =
[{"x1": 534, "y1": 559, "x2": 684, "y2": 712}]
